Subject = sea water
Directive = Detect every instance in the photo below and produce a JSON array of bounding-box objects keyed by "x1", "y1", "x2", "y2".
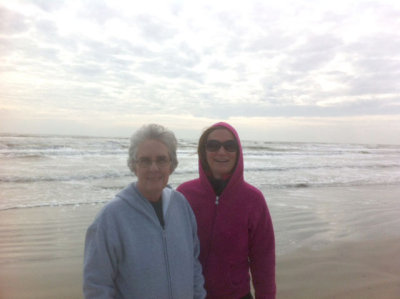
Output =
[
  {"x1": 1, "y1": 133, "x2": 399, "y2": 211},
  {"x1": 1, "y1": 133, "x2": 400, "y2": 256}
]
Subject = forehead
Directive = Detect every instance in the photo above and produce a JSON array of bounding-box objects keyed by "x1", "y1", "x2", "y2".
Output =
[
  {"x1": 207, "y1": 128, "x2": 235, "y2": 141},
  {"x1": 136, "y1": 139, "x2": 169, "y2": 158}
]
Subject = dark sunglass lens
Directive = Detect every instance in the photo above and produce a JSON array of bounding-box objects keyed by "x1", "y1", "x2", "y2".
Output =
[
  {"x1": 223, "y1": 140, "x2": 238, "y2": 152},
  {"x1": 206, "y1": 140, "x2": 221, "y2": 152}
]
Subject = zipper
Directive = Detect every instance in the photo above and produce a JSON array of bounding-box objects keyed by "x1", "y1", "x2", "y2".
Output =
[
  {"x1": 162, "y1": 231, "x2": 173, "y2": 299},
  {"x1": 204, "y1": 195, "x2": 220, "y2": 276}
]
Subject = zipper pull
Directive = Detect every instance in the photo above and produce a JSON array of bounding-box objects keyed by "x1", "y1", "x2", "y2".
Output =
[{"x1": 215, "y1": 196, "x2": 220, "y2": 205}]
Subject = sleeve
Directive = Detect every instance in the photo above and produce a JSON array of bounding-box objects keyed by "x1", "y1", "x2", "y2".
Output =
[
  {"x1": 83, "y1": 214, "x2": 119, "y2": 299},
  {"x1": 248, "y1": 194, "x2": 276, "y2": 299},
  {"x1": 189, "y1": 205, "x2": 207, "y2": 299}
]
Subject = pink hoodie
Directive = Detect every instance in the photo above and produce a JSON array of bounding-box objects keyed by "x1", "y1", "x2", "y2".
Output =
[{"x1": 177, "y1": 122, "x2": 276, "y2": 299}]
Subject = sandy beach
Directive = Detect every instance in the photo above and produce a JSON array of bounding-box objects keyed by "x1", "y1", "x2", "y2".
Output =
[
  {"x1": 277, "y1": 238, "x2": 400, "y2": 299},
  {"x1": 1, "y1": 184, "x2": 400, "y2": 299},
  {"x1": 0, "y1": 205, "x2": 98, "y2": 299}
]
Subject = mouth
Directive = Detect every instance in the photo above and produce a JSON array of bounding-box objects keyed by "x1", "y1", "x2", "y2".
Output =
[
  {"x1": 214, "y1": 159, "x2": 230, "y2": 163},
  {"x1": 147, "y1": 176, "x2": 163, "y2": 181}
]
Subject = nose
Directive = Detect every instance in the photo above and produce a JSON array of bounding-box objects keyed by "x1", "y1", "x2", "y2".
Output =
[
  {"x1": 149, "y1": 161, "x2": 160, "y2": 170},
  {"x1": 216, "y1": 146, "x2": 228, "y2": 154}
]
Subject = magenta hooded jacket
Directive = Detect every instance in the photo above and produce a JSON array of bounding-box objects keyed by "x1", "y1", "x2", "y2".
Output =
[{"x1": 177, "y1": 122, "x2": 276, "y2": 299}]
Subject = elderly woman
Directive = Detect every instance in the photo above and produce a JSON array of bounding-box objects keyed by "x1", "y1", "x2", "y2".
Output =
[
  {"x1": 83, "y1": 124, "x2": 206, "y2": 299},
  {"x1": 178, "y1": 122, "x2": 276, "y2": 299}
]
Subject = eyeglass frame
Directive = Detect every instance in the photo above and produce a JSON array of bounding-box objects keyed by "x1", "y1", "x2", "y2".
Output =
[
  {"x1": 135, "y1": 156, "x2": 171, "y2": 168},
  {"x1": 205, "y1": 139, "x2": 238, "y2": 152}
]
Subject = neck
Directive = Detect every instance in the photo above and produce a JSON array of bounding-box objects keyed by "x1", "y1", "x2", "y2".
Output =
[
  {"x1": 143, "y1": 191, "x2": 162, "y2": 202},
  {"x1": 211, "y1": 173, "x2": 231, "y2": 180},
  {"x1": 136, "y1": 185, "x2": 163, "y2": 202}
]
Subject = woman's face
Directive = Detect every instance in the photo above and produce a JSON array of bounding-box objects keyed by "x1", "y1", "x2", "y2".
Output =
[
  {"x1": 205, "y1": 128, "x2": 237, "y2": 179},
  {"x1": 135, "y1": 139, "x2": 171, "y2": 201}
]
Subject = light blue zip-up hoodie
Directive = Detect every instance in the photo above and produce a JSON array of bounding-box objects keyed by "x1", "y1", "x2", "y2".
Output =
[{"x1": 83, "y1": 183, "x2": 206, "y2": 299}]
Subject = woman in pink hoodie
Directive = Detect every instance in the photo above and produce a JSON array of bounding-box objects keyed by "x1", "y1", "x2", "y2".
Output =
[{"x1": 177, "y1": 122, "x2": 276, "y2": 299}]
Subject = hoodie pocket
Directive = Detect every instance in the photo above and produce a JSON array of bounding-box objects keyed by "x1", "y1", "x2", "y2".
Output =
[{"x1": 229, "y1": 260, "x2": 250, "y2": 287}]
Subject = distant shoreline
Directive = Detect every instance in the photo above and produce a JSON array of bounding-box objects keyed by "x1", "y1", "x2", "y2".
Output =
[{"x1": 2, "y1": 131, "x2": 400, "y2": 146}]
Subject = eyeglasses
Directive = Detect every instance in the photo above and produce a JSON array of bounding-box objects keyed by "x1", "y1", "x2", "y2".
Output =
[
  {"x1": 205, "y1": 140, "x2": 238, "y2": 152},
  {"x1": 136, "y1": 156, "x2": 171, "y2": 168}
]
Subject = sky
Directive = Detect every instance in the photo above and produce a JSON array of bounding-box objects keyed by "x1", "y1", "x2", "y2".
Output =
[{"x1": 1, "y1": 0, "x2": 399, "y2": 144}]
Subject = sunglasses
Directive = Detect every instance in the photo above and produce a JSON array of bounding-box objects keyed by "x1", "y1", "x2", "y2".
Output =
[{"x1": 206, "y1": 140, "x2": 238, "y2": 152}]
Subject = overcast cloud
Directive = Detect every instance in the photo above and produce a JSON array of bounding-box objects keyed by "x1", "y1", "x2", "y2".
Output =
[{"x1": 0, "y1": 0, "x2": 399, "y2": 144}]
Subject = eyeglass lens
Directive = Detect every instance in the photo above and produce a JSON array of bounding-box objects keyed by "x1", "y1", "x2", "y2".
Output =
[
  {"x1": 206, "y1": 140, "x2": 238, "y2": 152},
  {"x1": 137, "y1": 156, "x2": 170, "y2": 167}
]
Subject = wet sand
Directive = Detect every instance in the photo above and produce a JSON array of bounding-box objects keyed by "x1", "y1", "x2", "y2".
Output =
[
  {"x1": 277, "y1": 238, "x2": 400, "y2": 299},
  {"x1": 1, "y1": 185, "x2": 400, "y2": 298},
  {"x1": 0, "y1": 204, "x2": 99, "y2": 299}
]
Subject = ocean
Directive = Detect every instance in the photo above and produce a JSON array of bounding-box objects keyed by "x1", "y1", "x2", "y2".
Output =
[{"x1": 1, "y1": 133, "x2": 399, "y2": 211}]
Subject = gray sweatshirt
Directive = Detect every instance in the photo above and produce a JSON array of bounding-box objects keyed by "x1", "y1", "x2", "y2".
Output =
[{"x1": 83, "y1": 183, "x2": 206, "y2": 299}]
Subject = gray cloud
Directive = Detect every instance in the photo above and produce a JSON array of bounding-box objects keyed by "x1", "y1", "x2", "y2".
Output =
[
  {"x1": 288, "y1": 34, "x2": 343, "y2": 72},
  {"x1": 78, "y1": 0, "x2": 118, "y2": 25},
  {"x1": 0, "y1": 36, "x2": 16, "y2": 55},
  {"x1": 0, "y1": 5, "x2": 29, "y2": 34},
  {"x1": 350, "y1": 33, "x2": 400, "y2": 58},
  {"x1": 35, "y1": 18, "x2": 60, "y2": 41},
  {"x1": 189, "y1": 98, "x2": 400, "y2": 119},
  {"x1": 136, "y1": 44, "x2": 203, "y2": 82},
  {"x1": 348, "y1": 73, "x2": 400, "y2": 96},
  {"x1": 138, "y1": 58, "x2": 203, "y2": 82},
  {"x1": 1, "y1": 0, "x2": 399, "y2": 142},
  {"x1": 29, "y1": 0, "x2": 66, "y2": 12},
  {"x1": 245, "y1": 32, "x2": 292, "y2": 53},
  {"x1": 135, "y1": 14, "x2": 178, "y2": 42}
]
